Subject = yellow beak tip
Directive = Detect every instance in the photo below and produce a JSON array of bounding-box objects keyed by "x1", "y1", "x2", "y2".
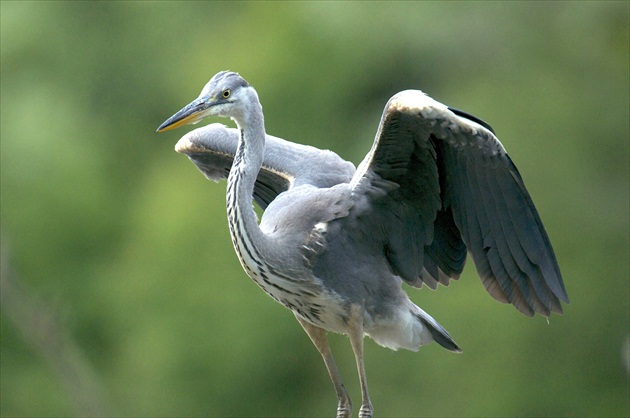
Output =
[{"x1": 156, "y1": 111, "x2": 202, "y2": 133}]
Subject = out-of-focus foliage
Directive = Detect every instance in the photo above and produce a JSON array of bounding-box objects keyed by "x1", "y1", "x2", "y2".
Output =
[{"x1": 1, "y1": 1, "x2": 628, "y2": 417}]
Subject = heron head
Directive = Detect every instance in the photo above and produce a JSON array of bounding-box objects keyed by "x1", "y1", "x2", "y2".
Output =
[{"x1": 157, "y1": 71, "x2": 251, "y2": 132}]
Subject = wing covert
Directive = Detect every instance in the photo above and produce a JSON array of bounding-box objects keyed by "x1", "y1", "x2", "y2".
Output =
[{"x1": 175, "y1": 123, "x2": 355, "y2": 209}]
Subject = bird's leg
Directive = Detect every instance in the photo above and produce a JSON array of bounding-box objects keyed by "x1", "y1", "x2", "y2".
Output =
[
  {"x1": 347, "y1": 305, "x2": 373, "y2": 418},
  {"x1": 295, "y1": 315, "x2": 352, "y2": 418}
]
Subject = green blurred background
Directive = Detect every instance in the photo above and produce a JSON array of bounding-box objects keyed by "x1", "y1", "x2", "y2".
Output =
[{"x1": 1, "y1": 1, "x2": 628, "y2": 417}]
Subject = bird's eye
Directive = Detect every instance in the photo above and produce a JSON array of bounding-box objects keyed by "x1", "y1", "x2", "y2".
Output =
[{"x1": 222, "y1": 89, "x2": 231, "y2": 99}]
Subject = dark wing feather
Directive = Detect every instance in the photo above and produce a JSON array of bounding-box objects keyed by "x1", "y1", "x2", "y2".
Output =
[
  {"x1": 347, "y1": 90, "x2": 567, "y2": 316},
  {"x1": 175, "y1": 123, "x2": 355, "y2": 209}
]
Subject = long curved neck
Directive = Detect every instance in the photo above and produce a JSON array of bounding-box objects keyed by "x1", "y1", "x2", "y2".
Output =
[{"x1": 226, "y1": 95, "x2": 270, "y2": 273}]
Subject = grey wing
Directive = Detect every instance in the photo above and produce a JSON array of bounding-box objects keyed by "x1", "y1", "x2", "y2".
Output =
[
  {"x1": 346, "y1": 90, "x2": 568, "y2": 317},
  {"x1": 174, "y1": 123, "x2": 356, "y2": 209}
]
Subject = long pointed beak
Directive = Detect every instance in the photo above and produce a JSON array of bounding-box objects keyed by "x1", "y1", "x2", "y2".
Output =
[{"x1": 156, "y1": 98, "x2": 209, "y2": 132}]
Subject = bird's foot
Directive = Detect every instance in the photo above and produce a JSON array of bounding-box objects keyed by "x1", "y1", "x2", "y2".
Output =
[
  {"x1": 336, "y1": 401, "x2": 352, "y2": 418},
  {"x1": 358, "y1": 403, "x2": 373, "y2": 418}
]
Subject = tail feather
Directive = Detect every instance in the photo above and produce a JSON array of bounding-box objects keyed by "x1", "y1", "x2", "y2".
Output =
[{"x1": 415, "y1": 309, "x2": 462, "y2": 353}]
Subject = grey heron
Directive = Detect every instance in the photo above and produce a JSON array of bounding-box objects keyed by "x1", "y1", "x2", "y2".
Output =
[{"x1": 157, "y1": 71, "x2": 568, "y2": 418}]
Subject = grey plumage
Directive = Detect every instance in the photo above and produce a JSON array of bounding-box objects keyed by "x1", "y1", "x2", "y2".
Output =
[
  {"x1": 158, "y1": 72, "x2": 568, "y2": 418},
  {"x1": 175, "y1": 124, "x2": 355, "y2": 208}
]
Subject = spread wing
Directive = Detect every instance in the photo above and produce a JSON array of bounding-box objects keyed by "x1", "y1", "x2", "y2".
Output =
[
  {"x1": 346, "y1": 90, "x2": 568, "y2": 317},
  {"x1": 174, "y1": 123, "x2": 355, "y2": 209}
]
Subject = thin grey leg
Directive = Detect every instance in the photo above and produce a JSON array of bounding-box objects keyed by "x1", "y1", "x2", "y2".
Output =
[
  {"x1": 347, "y1": 306, "x2": 373, "y2": 418},
  {"x1": 295, "y1": 315, "x2": 352, "y2": 418}
]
